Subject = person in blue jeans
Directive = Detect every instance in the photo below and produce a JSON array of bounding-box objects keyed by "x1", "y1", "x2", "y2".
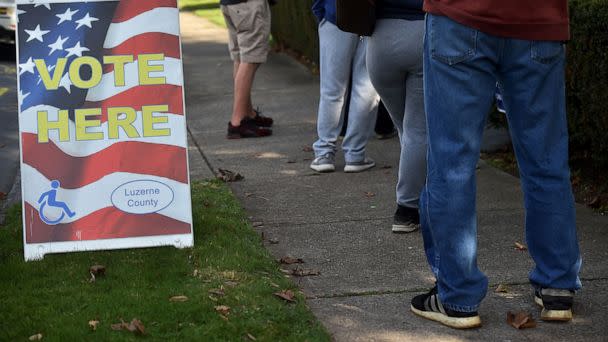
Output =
[
  {"x1": 411, "y1": 0, "x2": 582, "y2": 329},
  {"x1": 310, "y1": 0, "x2": 379, "y2": 173}
]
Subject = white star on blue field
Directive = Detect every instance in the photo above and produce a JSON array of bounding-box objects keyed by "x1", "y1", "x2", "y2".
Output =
[{"x1": 17, "y1": 2, "x2": 119, "y2": 111}]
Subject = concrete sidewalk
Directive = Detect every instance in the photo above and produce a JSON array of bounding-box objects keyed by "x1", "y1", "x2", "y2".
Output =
[{"x1": 180, "y1": 13, "x2": 608, "y2": 342}]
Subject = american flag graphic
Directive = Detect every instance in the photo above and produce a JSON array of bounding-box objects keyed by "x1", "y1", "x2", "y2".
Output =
[{"x1": 17, "y1": 0, "x2": 192, "y2": 247}]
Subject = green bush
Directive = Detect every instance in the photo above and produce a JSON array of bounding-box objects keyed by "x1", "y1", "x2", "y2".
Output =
[
  {"x1": 271, "y1": 0, "x2": 608, "y2": 169},
  {"x1": 566, "y1": 0, "x2": 608, "y2": 168},
  {"x1": 270, "y1": 0, "x2": 319, "y2": 64}
]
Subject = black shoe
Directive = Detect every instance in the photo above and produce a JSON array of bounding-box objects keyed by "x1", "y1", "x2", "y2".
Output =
[
  {"x1": 534, "y1": 288, "x2": 574, "y2": 321},
  {"x1": 227, "y1": 118, "x2": 272, "y2": 139},
  {"x1": 392, "y1": 205, "x2": 420, "y2": 233},
  {"x1": 376, "y1": 129, "x2": 397, "y2": 140},
  {"x1": 251, "y1": 108, "x2": 273, "y2": 127},
  {"x1": 411, "y1": 286, "x2": 482, "y2": 329}
]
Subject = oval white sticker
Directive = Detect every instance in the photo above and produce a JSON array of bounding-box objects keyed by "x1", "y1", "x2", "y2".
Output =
[{"x1": 111, "y1": 180, "x2": 174, "y2": 214}]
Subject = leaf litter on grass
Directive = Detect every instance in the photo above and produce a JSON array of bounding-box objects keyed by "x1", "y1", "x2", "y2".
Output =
[
  {"x1": 215, "y1": 305, "x2": 231, "y2": 315},
  {"x1": 88, "y1": 320, "x2": 100, "y2": 331},
  {"x1": 274, "y1": 290, "x2": 296, "y2": 303},
  {"x1": 28, "y1": 333, "x2": 43, "y2": 341},
  {"x1": 169, "y1": 295, "x2": 189, "y2": 302},
  {"x1": 0, "y1": 180, "x2": 331, "y2": 341},
  {"x1": 208, "y1": 288, "x2": 225, "y2": 297},
  {"x1": 88, "y1": 264, "x2": 105, "y2": 282},
  {"x1": 111, "y1": 318, "x2": 146, "y2": 335}
]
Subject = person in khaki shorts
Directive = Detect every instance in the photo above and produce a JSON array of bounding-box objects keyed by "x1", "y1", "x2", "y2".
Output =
[{"x1": 220, "y1": 0, "x2": 274, "y2": 138}]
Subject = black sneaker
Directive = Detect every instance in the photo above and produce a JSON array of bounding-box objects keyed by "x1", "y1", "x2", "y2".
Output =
[
  {"x1": 251, "y1": 108, "x2": 273, "y2": 127},
  {"x1": 392, "y1": 205, "x2": 420, "y2": 233},
  {"x1": 411, "y1": 286, "x2": 482, "y2": 329},
  {"x1": 227, "y1": 118, "x2": 272, "y2": 139},
  {"x1": 534, "y1": 288, "x2": 574, "y2": 321},
  {"x1": 376, "y1": 129, "x2": 397, "y2": 140}
]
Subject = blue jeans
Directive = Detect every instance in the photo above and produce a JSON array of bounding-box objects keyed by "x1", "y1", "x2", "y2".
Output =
[
  {"x1": 314, "y1": 20, "x2": 379, "y2": 163},
  {"x1": 421, "y1": 14, "x2": 582, "y2": 312}
]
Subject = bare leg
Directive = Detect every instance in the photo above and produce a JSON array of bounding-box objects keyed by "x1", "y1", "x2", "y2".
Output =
[
  {"x1": 231, "y1": 62, "x2": 260, "y2": 126},
  {"x1": 233, "y1": 61, "x2": 240, "y2": 80}
]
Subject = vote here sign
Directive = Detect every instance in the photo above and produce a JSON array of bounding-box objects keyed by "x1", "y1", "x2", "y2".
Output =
[{"x1": 16, "y1": 0, "x2": 193, "y2": 260}]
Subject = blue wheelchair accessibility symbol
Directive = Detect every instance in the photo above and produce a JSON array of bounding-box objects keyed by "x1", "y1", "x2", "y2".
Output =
[{"x1": 37, "y1": 180, "x2": 76, "y2": 225}]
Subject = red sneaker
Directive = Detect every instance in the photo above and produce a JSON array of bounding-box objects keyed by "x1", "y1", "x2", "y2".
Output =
[
  {"x1": 227, "y1": 118, "x2": 272, "y2": 139},
  {"x1": 251, "y1": 108, "x2": 274, "y2": 127}
]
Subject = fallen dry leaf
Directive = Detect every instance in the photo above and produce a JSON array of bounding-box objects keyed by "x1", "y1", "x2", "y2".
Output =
[
  {"x1": 89, "y1": 265, "x2": 106, "y2": 282},
  {"x1": 215, "y1": 305, "x2": 231, "y2": 315},
  {"x1": 507, "y1": 311, "x2": 537, "y2": 329},
  {"x1": 246, "y1": 333, "x2": 257, "y2": 341},
  {"x1": 495, "y1": 284, "x2": 509, "y2": 293},
  {"x1": 208, "y1": 295, "x2": 218, "y2": 302},
  {"x1": 90, "y1": 265, "x2": 106, "y2": 275},
  {"x1": 28, "y1": 333, "x2": 43, "y2": 341},
  {"x1": 364, "y1": 191, "x2": 376, "y2": 198},
  {"x1": 111, "y1": 323, "x2": 124, "y2": 331},
  {"x1": 301, "y1": 145, "x2": 313, "y2": 152},
  {"x1": 291, "y1": 268, "x2": 320, "y2": 277},
  {"x1": 111, "y1": 319, "x2": 146, "y2": 335},
  {"x1": 208, "y1": 288, "x2": 225, "y2": 297},
  {"x1": 88, "y1": 320, "x2": 100, "y2": 331},
  {"x1": 252, "y1": 222, "x2": 264, "y2": 227},
  {"x1": 244, "y1": 192, "x2": 255, "y2": 198},
  {"x1": 169, "y1": 295, "x2": 189, "y2": 302},
  {"x1": 268, "y1": 238, "x2": 279, "y2": 244},
  {"x1": 217, "y1": 168, "x2": 244, "y2": 182},
  {"x1": 127, "y1": 319, "x2": 146, "y2": 335},
  {"x1": 279, "y1": 256, "x2": 304, "y2": 265},
  {"x1": 224, "y1": 281, "x2": 238, "y2": 287},
  {"x1": 274, "y1": 290, "x2": 296, "y2": 302},
  {"x1": 514, "y1": 242, "x2": 527, "y2": 251}
]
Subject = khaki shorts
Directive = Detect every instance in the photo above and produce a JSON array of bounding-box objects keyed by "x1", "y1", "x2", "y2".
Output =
[{"x1": 221, "y1": 0, "x2": 271, "y2": 64}]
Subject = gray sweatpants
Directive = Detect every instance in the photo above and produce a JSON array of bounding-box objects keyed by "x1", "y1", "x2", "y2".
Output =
[{"x1": 367, "y1": 19, "x2": 426, "y2": 208}]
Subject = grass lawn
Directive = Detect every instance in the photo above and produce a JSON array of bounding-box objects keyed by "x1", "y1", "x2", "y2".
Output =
[
  {"x1": 179, "y1": 0, "x2": 226, "y2": 28},
  {"x1": 0, "y1": 180, "x2": 330, "y2": 341}
]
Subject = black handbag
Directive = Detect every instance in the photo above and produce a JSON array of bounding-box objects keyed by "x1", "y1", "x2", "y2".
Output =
[{"x1": 335, "y1": 0, "x2": 376, "y2": 36}]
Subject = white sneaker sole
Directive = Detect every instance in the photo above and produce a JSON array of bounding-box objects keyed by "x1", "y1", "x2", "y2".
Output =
[
  {"x1": 310, "y1": 164, "x2": 335, "y2": 173},
  {"x1": 534, "y1": 296, "x2": 573, "y2": 321},
  {"x1": 411, "y1": 305, "x2": 482, "y2": 329},
  {"x1": 344, "y1": 162, "x2": 375, "y2": 173},
  {"x1": 392, "y1": 223, "x2": 420, "y2": 233}
]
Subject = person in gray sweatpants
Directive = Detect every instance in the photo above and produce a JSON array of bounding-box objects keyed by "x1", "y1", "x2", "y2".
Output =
[{"x1": 366, "y1": 0, "x2": 426, "y2": 232}]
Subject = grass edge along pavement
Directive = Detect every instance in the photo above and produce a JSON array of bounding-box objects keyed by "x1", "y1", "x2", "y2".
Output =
[
  {"x1": 0, "y1": 180, "x2": 330, "y2": 341},
  {"x1": 179, "y1": 0, "x2": 227, "y2": 28}
]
